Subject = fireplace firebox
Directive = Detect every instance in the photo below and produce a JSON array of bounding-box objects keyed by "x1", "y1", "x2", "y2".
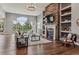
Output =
[{"x1": 46, "y1": 25, "x2": 56, "y2": 41}]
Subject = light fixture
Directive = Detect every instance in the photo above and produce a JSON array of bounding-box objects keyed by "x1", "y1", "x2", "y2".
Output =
[{"x1": 27, "y1": 3, "x2": 36, "y2": 11}]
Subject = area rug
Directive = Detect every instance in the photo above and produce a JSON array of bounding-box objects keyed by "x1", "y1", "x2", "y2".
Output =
[{"x1": 28, "y1": 38, "x2": 52, "y2": 46}]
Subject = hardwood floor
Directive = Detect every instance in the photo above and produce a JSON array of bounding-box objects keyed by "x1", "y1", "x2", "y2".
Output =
[
  {"x1": 0, "y1": 34, "x2": 16, "y2": 55},
  {"x1": 0, "y1": 34, "x2": 79, "y2": 55},
  {"x1": 16, "y1": 41, "x2": 79, "y2": 55}
]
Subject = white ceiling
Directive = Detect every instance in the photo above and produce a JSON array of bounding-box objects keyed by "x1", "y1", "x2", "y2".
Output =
[{"x1": 0, "y1": 3, "x2": 49, "y2": 16}]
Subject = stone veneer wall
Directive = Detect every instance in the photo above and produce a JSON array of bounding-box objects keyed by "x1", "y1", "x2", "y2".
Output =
[{"x1": 44, "y1": 3, "x2": 60, "y2": 40}]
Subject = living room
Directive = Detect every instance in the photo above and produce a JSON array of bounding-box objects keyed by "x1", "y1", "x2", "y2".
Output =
[{"x1": 0, "y1": 3, "x2": 79, "y2": 55}]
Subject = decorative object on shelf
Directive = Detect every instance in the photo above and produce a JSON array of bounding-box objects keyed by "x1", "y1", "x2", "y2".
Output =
[
  {"x1": 63, "y1": 26, "x2": 71, "y2": 31},
  {"x1": 68, "y1": 26, "x2": 71, "y2": 31},
  {"x1": 64, "y1": 27, "x2": 67, "y2": 31},
  {"x1": 64, "y1": 19, "x2": 68, "y2": 22},
  {"x1": 76, "y1": 19, "x2": 79, "y2": 26}
]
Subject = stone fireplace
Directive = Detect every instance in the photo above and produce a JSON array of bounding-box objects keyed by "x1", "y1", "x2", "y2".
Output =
[{"x1": 46, "y1": 24, "x2": 56, "y2": 41}]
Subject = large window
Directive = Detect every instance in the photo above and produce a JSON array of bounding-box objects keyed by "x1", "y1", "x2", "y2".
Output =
[{"x1": 13, "y1": 16, "x2": 32, "y2": 32}]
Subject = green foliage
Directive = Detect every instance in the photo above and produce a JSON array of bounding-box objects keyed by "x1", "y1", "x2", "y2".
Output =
[{"x1": 13, "y1": 23, "x2": 32, "y2": 32}]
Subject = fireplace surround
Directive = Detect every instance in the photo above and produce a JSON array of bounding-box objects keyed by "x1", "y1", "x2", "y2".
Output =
[{"x1": 46, "y1": 24, "x2": 56, "y2": 41}]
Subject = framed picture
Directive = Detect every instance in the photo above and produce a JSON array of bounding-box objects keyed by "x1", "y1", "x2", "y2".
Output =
[{"x1": 50, "y1": 16, "x2": 54, "y2": 22}]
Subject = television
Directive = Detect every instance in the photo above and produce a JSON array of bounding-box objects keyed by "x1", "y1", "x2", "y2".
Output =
[{"x1": 46, "y1": 14, "x2": 54, "y2": 23}]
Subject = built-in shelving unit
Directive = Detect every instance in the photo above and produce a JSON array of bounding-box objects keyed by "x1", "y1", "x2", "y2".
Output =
[
  {"x1": 60, "y1": 21, "x2": 71, "y2": 23},
  {"x1": 60, "y1": 3, "x2": 71, "y2": 40},
  {"x1": 42, "y1": 14, "x2": 47, "y2": 38},
  {"x1": 61, "y1": 5, "x2": 71, "y2": 11},
  {"x1": 61, "y1": 12, "x2": 71, "y2": 16}
]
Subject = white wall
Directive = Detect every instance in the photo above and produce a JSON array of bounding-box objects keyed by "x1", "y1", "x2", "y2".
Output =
[
  {"x1": 0, "y1": 5, "x2": 6, "y2": 34},
  {"x1": 71, "y1": 3, "x2": 79, "y2": 35},
  {"x1": 37, "y1": 13, "x2": 43, "y2": 34},
  {"x1": 5, "y1": 13, "x2": 37, "y2": 33},
  {"x1": 0, "y1": 5, "x2": 5, "y2": 18}
]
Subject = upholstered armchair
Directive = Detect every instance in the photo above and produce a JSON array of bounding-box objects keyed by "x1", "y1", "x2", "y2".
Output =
[{"x1": 64, "y1": 33, "x2": 77, "y2": 47}]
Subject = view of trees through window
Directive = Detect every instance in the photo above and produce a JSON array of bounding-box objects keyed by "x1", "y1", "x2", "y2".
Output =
[{"x1": 13, "y1": 17, "x2": 32, "y2": 32}]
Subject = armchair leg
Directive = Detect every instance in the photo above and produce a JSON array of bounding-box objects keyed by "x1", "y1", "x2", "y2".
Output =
[
  {"x1": 64, "y1": 42, "x2": 67, "y2": 47},
  {"x1": 73, "y1": 42, "x2": 75, "y2": 48}
]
